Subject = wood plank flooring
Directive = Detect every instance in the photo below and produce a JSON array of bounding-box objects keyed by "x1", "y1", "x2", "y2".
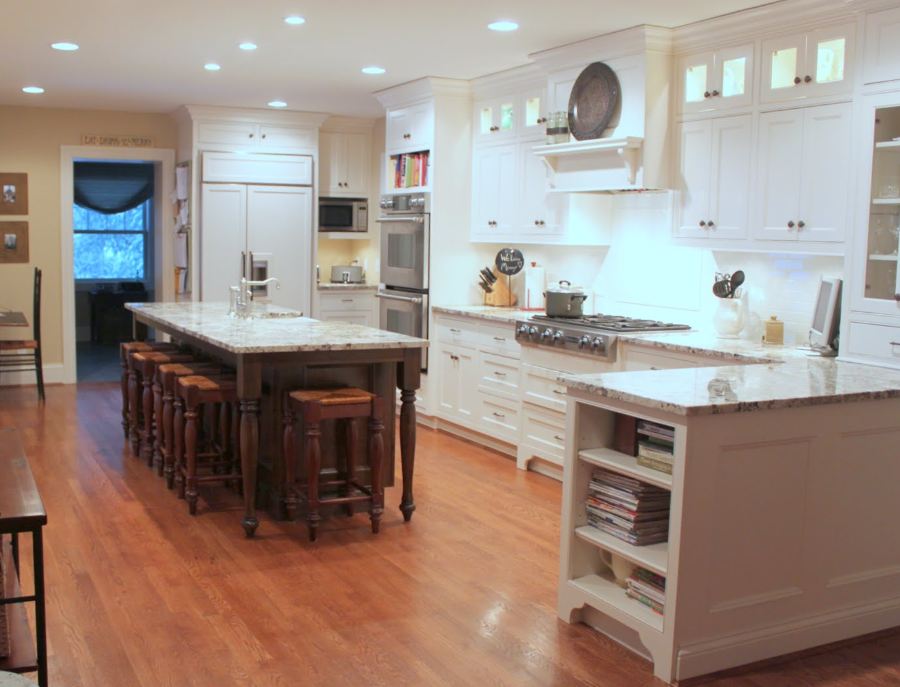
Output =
[{"x1": 1, "y1": 382, "x2": 899, "y2": 687}]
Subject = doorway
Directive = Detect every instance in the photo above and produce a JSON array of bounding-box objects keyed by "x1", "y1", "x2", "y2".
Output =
[{"x1": 60, "y1": 146, "x2": 175, "y2": 385}]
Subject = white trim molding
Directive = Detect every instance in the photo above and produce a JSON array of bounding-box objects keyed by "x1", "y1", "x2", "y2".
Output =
[{"x1": 59, "y1": 145, "x2": 176, "y2": 384}]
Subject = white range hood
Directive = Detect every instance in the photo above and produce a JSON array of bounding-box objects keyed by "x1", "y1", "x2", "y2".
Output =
[{"x1": 529, "y1": 26, "x2": 673, "y2": 193}]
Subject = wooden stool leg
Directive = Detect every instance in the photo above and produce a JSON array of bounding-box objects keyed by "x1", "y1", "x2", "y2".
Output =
[
  {"x1": 174, "y1": 397, "x2": 186, "y2": 498},
  {"x1": 141, "y1": 373, "x2": 154, "y2": 465},
  {"x1": 304, "y1": 411, "x2": 322, "y2": 542},
  {"x1": 153, "y1": 375, "x2": 164, "y2": 475},
  {"x1": 163, "y1": 386, "x2": 176, "y2": 489},
  {"x1": 121, "y1": 354, "x2": 130, "y2": 438},
  {"x1": 343, "y1": 417, "x2": 358, "y2": 516},
  {"x1": 128, "y1": 365, "x2": 141, "y2": 456},
  {"x1": 282, "y1": 402, "x2": 298, "y2": 521},
  {"x1": 185, "y1": 402, "x2": 200, "y2": 515},
  {"x1": 368, "y1": 398, "x2": 385, "y2": 534}
]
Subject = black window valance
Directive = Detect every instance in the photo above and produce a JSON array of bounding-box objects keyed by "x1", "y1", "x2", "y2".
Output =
[{"x1": 74, "y1": 162, "x2": 154, "y2": 215}]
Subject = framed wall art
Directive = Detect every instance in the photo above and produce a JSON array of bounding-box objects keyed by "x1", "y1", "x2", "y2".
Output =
[
  {"x1": 0, "y1": 173, "x2": 28, "y2": 215},
  {"x1": 0, "y1": 221, "x2": 29, "y2": 263}
]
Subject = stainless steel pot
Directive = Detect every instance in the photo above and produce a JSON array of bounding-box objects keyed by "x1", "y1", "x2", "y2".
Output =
[
  {"x1": 330, "y1": 264, "x2": 364, "y2": 284},
  {"x1": 544, "y1": 280, "x2": 588, "y2": 317}
]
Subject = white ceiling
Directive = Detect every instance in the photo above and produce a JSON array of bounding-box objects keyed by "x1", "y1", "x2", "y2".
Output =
[{"x1": 2, "y1": 0, "x2": 771, "y2": 117}]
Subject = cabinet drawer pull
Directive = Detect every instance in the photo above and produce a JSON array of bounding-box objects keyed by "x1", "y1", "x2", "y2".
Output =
[
  {"x1": 553, "y1": 434, "x2": 565, "y2": 442},
  {"x1": 891, "y1": 341, "x2": 900, "y2": 347},
  {"x1": 493, "y1": 336, "x2": 506, "y2": 342},
  {"x1": 552, "y1": 388, "x2": 566, "y2": 395},
  {"x1": 493, "y1": 371, "x2": 507, "y2": 377},
  {"x1": 492, "y1": 411, "x2": 506, "y2": 418},
  {"x1": 341, "y1": 298, "x2": 354, "y2": 303},
  {"x1": 449, "y1": 328, "x2": 461, "y2": 333}
]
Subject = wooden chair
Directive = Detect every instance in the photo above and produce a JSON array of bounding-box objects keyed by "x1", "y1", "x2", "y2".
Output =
[
  {"x1": 0, "y1": 268, "x2": 44, "y2": 402},
  {"x1": 174, "y1": 374, "x2": 241, "y2": 516},
  {"x1": 120, "y1": 341, "x2": 178, "y2": 452},
  {"x1": 282, "y1": 388, "x2": 385, "y2": 542}
]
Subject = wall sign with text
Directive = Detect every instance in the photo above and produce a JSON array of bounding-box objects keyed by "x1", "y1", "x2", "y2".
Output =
[{"x1": 82, "y1": 135, "x2": 154, "y2": 147}]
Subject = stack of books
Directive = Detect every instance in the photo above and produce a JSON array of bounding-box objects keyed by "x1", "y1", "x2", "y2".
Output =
[
  {"x1": 391, "y1": 151, "x2": 429, "y2": 189},
  {"x1": 636, "y1": 420, "x2": 675, "y2": 475},
  {"x1": 626, "y1": 566, "x2": 666, "y2": 615},
  {"x1": 586, "y1": 468, "x2": 670, "y2": 546}
]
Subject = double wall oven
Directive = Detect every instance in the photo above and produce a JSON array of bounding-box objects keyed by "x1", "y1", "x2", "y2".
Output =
[{"x1": 376, "y1": 192, "x2": 430, "y2": 370}]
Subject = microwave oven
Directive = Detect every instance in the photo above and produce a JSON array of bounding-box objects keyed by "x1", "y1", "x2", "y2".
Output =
[{"x1": 318, "y1": 198, "x2": 368, "y2": 233}]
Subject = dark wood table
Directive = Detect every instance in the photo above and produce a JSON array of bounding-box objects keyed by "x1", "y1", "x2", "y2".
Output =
[
  {"x1": 0, "y1": 428, "x2": 48, "y2": 687},
  {"x1": 126, "y1": 303, "x2": 425, "y2": 538},
  {"x1": 0, "y1": 311, "x2": 28, "y2": 328}
]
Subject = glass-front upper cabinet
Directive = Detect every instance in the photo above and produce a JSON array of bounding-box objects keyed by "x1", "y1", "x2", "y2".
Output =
[
  {"x1": 474, "y1": 98, "x2": 516, "y2": 143},
  {"x1": 520, "y1": 88, "x2": 547, "y2": 138},
  {"x1": 761, "y1": 23, "x2": 854, "y2": 103},
  {"x1": 679, "y1": 45, "x2": 753, "y2": 114}
]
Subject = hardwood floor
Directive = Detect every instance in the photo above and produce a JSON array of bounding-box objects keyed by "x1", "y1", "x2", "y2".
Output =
[{"x1": 2, "y1": 382, "x2": 899, "y2": 687}]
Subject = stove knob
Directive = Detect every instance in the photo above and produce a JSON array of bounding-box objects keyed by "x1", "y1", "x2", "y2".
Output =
[
  {"x1": 553, "y1": 330, "x2": 564, "y2": 343},
  {"x1": 528, "y1": 326, "x2": 538, "y2": 339},
  {"x1": 591, "y1": 337, "x2": 605, "y2": 351},
  {"x1": 578, "y1": 335, "x2": 591, "y2": 349},
  {"x1": 540, "y1": 328, "x2": 553, "y2": 341},
  {"x1": 516, "y1": 324, "x2": 529, "y2": 337}
]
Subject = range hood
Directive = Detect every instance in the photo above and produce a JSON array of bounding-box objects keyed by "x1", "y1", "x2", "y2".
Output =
[{"x1": 529, "y1": 26, "x2": 672, "y2": 193}]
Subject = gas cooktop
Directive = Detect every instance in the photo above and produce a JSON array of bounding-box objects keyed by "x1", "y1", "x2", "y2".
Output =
[{"x1": 515, "y1": 314, "x2": 691, "y2": 358}]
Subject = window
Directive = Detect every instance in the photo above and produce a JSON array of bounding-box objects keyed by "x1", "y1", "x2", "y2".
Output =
[{"x1": 73, "y1": 200, "x2": 151, "y2": 280}]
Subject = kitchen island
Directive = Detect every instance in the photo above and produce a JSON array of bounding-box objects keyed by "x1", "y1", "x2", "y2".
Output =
[
  {"x1": 126, "y1": 302, "x2": 427, "y2": 537},
  {"x1": 557, "y1": 357, "x2": 900, "y2": 683}
]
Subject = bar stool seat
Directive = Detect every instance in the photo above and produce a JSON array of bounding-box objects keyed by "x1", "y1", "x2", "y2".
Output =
[
  {"x1": 282, "y1": 387, "x2": 385, "y2": 541},
  {"x1": 121, "y1": 340, "x2": 178, "y2": 448},
  {"x1": 175, "y1": 374, "x2": 240, "y2": 515},
  {"x1": 132, "y1": 350, "x2": 195, "y2": 468}
]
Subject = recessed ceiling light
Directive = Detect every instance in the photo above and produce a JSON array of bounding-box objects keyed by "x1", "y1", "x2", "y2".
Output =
[
  {"x1": 204, "y1": 63, "x2": 221, "y2": 71},
  {"x1": 284, "y1": 15, "x2": 306, "y2": 25},
  {"x1": 51, "y1": 42, "x2": 79, "y2": 51},
  {"x1": 488, "y1": 20, "x2": 519, "y2": 32},
  {"x1": 22, "y1": 86, "x2": 45, "y2": 94},
  {"x1": 361, "y1": 66, "x2": 386, "y2": 75},
  {"x1": 239, "y1": 42, "x2": 258, "y2": 51},
  {"x1": 268, "y1": 100, "x2": 287, "y2": 108}
]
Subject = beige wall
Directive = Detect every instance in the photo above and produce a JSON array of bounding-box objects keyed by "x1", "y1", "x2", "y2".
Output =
[{"x1": 0, "y1": 105, "x2": 177, "y2": 367}]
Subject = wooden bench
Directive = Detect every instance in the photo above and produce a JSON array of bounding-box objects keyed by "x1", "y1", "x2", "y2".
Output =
[{"x1": 0, "y1": 429, "x2": 47, "y2": 687}]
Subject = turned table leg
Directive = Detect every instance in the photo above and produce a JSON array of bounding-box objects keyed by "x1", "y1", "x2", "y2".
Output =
[
  {"x1": 239, "y1": 399, "x2": 260, "y2": 537},
  {"x1": 398, "y1": 349, "x2": 421, "y2": 522}
]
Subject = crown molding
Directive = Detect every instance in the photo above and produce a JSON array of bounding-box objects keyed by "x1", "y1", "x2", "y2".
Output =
[
  {"x1": 471, "y1": 63, "x2": 544, "y2": 99},
  {"x1": 320, "y1": 115, "x2": 376, "y2": 134},
  {"x1": 529, "y1": 25, "x2": 673, "y2": 74},
  {"x1": 179, "y1": 105, "x2": 329, "y2": 127},
  {"x1": 373, "y1": 77, "x2": 471, "y2": 110}
]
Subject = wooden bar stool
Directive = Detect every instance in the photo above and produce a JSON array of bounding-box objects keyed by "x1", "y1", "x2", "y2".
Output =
[
  {"x1": 121, "y1": 341, "x2": 178, "y2": 449},
  {"x1": 132, "y1": 350, "x2": 196, "y2": 468},
  {"x1": 175, "y1": 374, "x2": 241, "y2": 516},
  {"x1": 282, "y1": 388, "x2": 385, "y2": 542},
  {"x1": 158, "y1": 361, "x2": 225, "y2": 488}
]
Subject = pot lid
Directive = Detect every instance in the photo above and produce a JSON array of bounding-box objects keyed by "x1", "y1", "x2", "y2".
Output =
[{"x1": 546, "y1": 280, "x2": 585, "y2": 294}]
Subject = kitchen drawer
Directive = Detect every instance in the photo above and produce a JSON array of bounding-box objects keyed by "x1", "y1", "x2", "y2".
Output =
[
  {"x1": 319, "y1": 292, "x2": 374, "y2": 312},
  {"x1": 479, "y1": 322, "x2": 520, "y2": 358},
  {"x1": 478, "y1": 392, "x2": 520, "y2": 443},
  {"x1": 197, "y1": 121, "x2": 258, "y2": 147},
  {"x1": 435, "y1": 317, "x2": 478, "y2": 348},
  {"x1": 318, "y1": 310, "x2": 374, "y2": 327},
  {"x1": 522, "y1": 363, "x2": 568, "y2": 412},
  {"x1": 845, "y1": 320, "x2": 900, "y2": 365},
  {"x1": 623, "y1": 346, "x2": 707, "y2": 371},
  {"x1": 521, "y1": 403, "x2": 566, "y2": 464},
  {"x1": 478, "y1": 351, "x2": 520, "y2": 400},
  {"x1": 258, "y1": 124, "x2": 315, "y2": 152}
]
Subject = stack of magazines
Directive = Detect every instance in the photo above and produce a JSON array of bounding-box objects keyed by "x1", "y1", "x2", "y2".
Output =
[
  {"x1": 626, "y1": 566, "x2": 666, "y2": 615},
  {"x1": 586, "y1": 468, "x2": 670, "y2": 546},
  {"x1": 636, "y1": 420, "x2": 675, "y2": 475}
]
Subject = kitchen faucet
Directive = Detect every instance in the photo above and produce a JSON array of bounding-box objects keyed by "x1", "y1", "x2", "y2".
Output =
[{"x1": 229, "y1": 277, "x2": 280, "y2": 318}]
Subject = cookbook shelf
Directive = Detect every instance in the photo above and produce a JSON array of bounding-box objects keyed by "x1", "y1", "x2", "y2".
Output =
[
  {"x1": 579, "y1": 447, "x2": 673, "y2": 491},
  {"x1": 574, "y1": 525, "x2": 669, "y2": 576},
  {"x1": 568, "y1": 572, "x2": 664, "y2": 632}
]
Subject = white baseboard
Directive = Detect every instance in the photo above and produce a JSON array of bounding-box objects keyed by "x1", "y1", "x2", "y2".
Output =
[
  {"x1": 677, "y1": 596, "x2": 900, "y2": 680},
  {"x1": 433, "y1": 418, "x2": 516, "y2": 457},
  {"x1": 0, "y1": 363, "x2": 66, "y2": 387}
]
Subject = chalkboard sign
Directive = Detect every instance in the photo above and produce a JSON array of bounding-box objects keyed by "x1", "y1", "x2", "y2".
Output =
[{"x1": 495, "y1": 248, "x2": 524, "y2": 276}]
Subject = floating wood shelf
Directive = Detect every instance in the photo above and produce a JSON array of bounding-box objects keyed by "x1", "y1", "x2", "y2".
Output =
[{"x1": 533, "y1": 137, "x2": 644, "y2": 186}]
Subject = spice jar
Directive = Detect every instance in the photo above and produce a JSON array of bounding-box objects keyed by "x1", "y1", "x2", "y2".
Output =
[{"x1": 764, "y1": 315, "x2": 784, "y2": 345}]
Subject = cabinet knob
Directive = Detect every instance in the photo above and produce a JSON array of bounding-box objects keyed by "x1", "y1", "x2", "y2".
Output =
[
  {"x1": 699, "y1": 220, "x2": 707, "y2": 227},
  {"x1": 708, "y1": 220, "x2": 715, "y2": 227},
  {"x1": 261, "y1": 133, "x2": 267, "y2": 139},
  {"x1": 249, "y1": 133, "x2": 255, "y2": 138},
  {"x1": 704, "y1": 91, "x2": 711, "y2": 98},
  {"x1": 787, "y1": 220, "x2": 795, "y2": 229},
  {"x1": 804, "y1": 75, "x2": 812, "y2": 83},
  {"x1": 793, "y1": 76, "x2": 802, "y2": 85},
  {"x1": 711, "y1": 89, "x2": 720, "y2": 97},
  {"x1": 894, "y1": 294, "x2": 900, "y2": 302},
  {"x1": 534, "y1": 220, "x2": 539, "y2": 226},
  {"x1": 797, "y1": 220, "x2": 805, "y2": 229},
  {"x1": 538, "y1": 220, "x2": 545, "y2": 226}
]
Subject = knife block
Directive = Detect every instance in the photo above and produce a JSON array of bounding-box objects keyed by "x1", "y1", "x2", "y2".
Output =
[{"x1": 484, "y1": 269, "x2": 518, "y2": 307}]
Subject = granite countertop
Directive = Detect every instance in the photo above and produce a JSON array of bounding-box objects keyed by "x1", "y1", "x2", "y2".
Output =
[
  {"x1": 561, "y1": 358, "x2": 900, "y2": 416},
  {"x1": 126, "y1": 302, "x2": 427, "y2": 354},
  {"x1": 618, "y1": 329, "x2": 813, "y2": 364},
  {"x1": 317, "y1": 283, "x2": 378, "y2": 291},
  {"x1": 432, "y1": 305, "x2": 537, "y2": 323}
]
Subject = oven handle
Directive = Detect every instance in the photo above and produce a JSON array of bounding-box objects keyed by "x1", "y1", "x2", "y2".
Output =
[
  {"x1": 375, "y1": 292, "x2": 423, "y2": 305},
  {"x1": 376, "y1": 216, "x2": 425, "y2": 224}
]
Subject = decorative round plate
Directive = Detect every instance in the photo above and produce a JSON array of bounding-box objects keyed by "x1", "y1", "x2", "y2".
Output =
[{"x1": 567, "y1": 62, "x2": 621, "y2": 141}]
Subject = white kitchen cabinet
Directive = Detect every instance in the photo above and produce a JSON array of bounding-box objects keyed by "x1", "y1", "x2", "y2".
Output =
[
  {"x1": 518, "y1": 140, "x2": 562, "y2": 239},
  {"x1": 319, "y1": 131, "x2": 371, "y2": 198},
  {"x1": 674, "y1": 115, "x2": 752, "y2": 240},
  {"x1": 478, "y1": 393, "x2": 521, "y2": 443},
  {"x1": 471, "y1": 143, "x2": 518, "y2": 240},
  {"x1": 317, "y1": 290, "x2": 376, "y2": 327},
  {"x1": 197, "y1": 121, "x2": 315, "y2": 153},
  {"x1": 520, "y1": 87, "x2": 548, "y2": 138},
  {"x1": 678, "y1": 44, "x2": 754, "y2": 114},
  {"x1": 474, "y1": 97, "x2": 517, "y2": 144},
  {"x1": 761, "y1": 23, "x2": 854, "y2": 103},
  {"x1": 200, "y1": 183, "x2": 246, "y2": 306},
  {"x1": 436, "y1": 343, "x2": 478, "y2": 424},
  {"x1": 864, "y1": 7, "x2": 900, "y2": 85},
  {"x1": 386, "y1": 101, "x2": 434, "y2": 153},
  {"x1": 755, "y1": 103, "x2": 850, "y2": 243}
]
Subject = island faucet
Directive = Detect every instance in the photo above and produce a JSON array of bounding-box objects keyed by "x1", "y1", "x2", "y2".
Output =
[{"x1": 228, "y1": 277, "x2": 280, "y2": 318}]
